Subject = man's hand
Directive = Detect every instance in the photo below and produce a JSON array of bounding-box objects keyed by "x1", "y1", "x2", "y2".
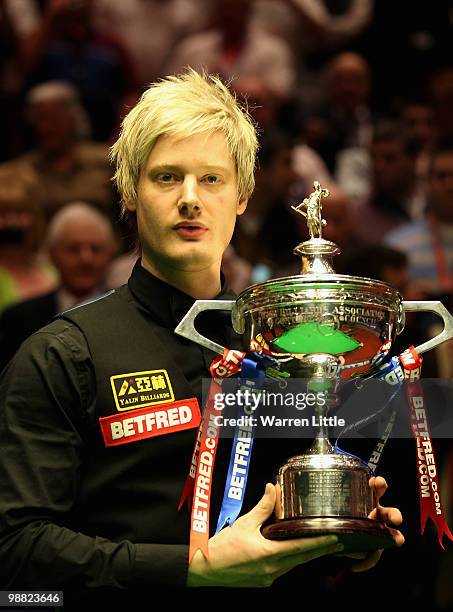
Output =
[
  {"x1": 187, "y1": 483, "x2": 344, "y2": 587},
  {"x1": 350, "y1": 475, "x2": 404, "y2": 573}
]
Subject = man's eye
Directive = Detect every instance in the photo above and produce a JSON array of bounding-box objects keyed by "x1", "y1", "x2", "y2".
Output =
[
  {"x1": 157, "y1": 173, "x2": 177, "y2": 183},
  {"x1": 203, "y1": 175, "x2": 221, "y2": 184}
]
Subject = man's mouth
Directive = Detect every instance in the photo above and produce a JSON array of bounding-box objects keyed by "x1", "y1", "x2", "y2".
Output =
[{"x1": 173, "y1": 222, "x2": 208, "y2": 239}]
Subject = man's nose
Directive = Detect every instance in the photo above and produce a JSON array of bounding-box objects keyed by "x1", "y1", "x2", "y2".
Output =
[
  {"x1": 78, "y1": 245, "x2": 94, "y2": 263},
  {"x1": 177, "y1": 176, "x2": 201, "y2": 217}
]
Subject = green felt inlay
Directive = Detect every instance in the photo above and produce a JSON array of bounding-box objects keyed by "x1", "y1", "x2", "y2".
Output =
[
  {"x1": 307, "y1": 379, "x2": 332, "y2": 392},
  {"x1": 271, "y1": 322, "x2": 361, "y2": 355}
]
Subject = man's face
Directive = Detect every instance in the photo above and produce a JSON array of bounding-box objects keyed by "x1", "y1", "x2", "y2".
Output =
[
  {"x1": 430, "y1": 152, "x2": 453, "y2": 222},
  {"x1": 402, "y1": 104, "x2": 436, "y2": 148},
  {"x1": 371, "y1": 139, "x2": 414, "y2": 194},
  {"x1": 32, "y1": 100, "x2": 75, "y2": 153},
  {"x1": 50, "y1": 221, "x2": 114, "y2": 297},
  {"x1": 130, "y1": 131, "x2": 247, "y2": 275},
  {"x1": 327, "y1": 55, "x2": 370, "y2": 113}
]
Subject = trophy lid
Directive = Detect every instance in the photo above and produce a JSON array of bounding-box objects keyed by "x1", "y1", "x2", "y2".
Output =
[{"x1": 291, "y1": 181, "x2": 340, "y2": 275}]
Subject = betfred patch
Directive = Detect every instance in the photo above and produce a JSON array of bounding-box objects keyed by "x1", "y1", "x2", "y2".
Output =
[
  {"x1": 100, "y1": 398, "x2": 201, "y2": 447},
  {"x1": 110, "y1": 369, "x2": 174, "y2": 411}
]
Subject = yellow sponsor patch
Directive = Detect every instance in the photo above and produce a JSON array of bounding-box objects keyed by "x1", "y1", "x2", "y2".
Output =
[{"x1": 110, "y1": 369, "x2": 174, "y2": 412}]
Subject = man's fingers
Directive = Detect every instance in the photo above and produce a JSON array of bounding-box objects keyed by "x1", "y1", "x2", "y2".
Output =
[
  {"x1": 378, "y1": 506, "x2": 403, "y2": 526},
  {"x1": 369, "y1": 475, "x2": 388, "y2": 502},
  {"x1": 369, "y1": 505, "x2": 403, "y2": 526},
  {"x1": 281, "y1": 543, "x2": 344, "y2": 570},
  {"x1": 272, "y1": 538, "x2": 344, "y2": 572},
  {"x1": 351, "y1": 549, "x2": 383, "y2": 573},
  {"x1": 339, "y1": 552, "x2": 368, "y2": 560},
  {"x1": 368, "y1": 505, "x2": 404, "y2": 547},
  {"x1": 269, "y1": 534, "x2": 342, "y2": 560},
  {"x1": 387, "y1": 527, "x2": 405, "y2": 547}
]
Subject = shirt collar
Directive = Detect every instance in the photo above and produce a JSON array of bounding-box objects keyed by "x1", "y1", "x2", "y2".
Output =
[{"x1": 127, "y1": 258, "x2": 234, "y2": 328}]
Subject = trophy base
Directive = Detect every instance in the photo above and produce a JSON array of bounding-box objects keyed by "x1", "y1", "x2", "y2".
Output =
[{"x1": 262, "y1": 517, "x2": 393, "y2": 554}]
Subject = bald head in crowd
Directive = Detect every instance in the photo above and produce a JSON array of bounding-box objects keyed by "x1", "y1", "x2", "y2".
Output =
[
  {"x1": 325, "y1": 52, "x2": 371, "y2": 113},
  {"x1": 26, "y1": 81, "x2": 91, "y2": 155},
  {"x1": 47, "y1": 202, "x2": 116, "y2": 299}
]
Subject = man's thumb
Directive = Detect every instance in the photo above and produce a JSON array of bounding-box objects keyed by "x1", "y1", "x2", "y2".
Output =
[{"x1": 242, "y1": 483, "x2": 276, "y2": 529}]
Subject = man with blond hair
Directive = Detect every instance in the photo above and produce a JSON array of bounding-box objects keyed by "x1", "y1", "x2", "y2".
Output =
[{"x1": 0, "y1": 70, "x2": 402, "y2": 604}]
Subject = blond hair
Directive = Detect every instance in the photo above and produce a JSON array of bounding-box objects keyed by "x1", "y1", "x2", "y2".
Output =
[{"x1": 110, "y1": 69, "x2": 258, "y2": 217}]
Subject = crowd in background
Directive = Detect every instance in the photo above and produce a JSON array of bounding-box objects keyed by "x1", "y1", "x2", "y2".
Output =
[{"x1": 1, "y1": 0, "x2": 453, "y2": 607}]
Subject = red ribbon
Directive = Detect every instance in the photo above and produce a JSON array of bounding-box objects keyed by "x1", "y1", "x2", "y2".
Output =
[
  {"x1": 399, "y1": 346, "x2": 453, "y2": 547},
  {"x1": 179, "y1": 349, "x2": 245, "y2": 562}
]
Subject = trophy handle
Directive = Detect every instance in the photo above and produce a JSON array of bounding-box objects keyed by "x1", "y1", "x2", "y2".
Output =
[
  {"x1": 402, "y1": 300, "x2": 453, "y2": 354},
  {"x1": 174, "y1": 300, "x2": 236, "y2": 354}
]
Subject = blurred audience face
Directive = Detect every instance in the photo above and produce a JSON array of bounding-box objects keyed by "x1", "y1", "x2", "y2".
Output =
[
  {"x1": 430, "y1": 68, "x2": 453, "y2": 138},
  {"x1": 0, "y1": 172, "x2": 44, "y2": 253},
  {"x1": 258, "y1": 146, "x2": 298, "y2": 200},
  {"x1": 381, "y1": 264, "x2": 409, "y2": 294},
  {"x1": 371, "y1": 138, "x2": 415, "y2": 195},
  {"x1": 401, "y1": 103, "x2": 436, "y2": 150},
  {"x1": 233, "y1": 77, "x2": 279, "y2": 129},
  {"x1": 49, "y1": 214, "x2": 115, "y2": 297},
  {"x1": 31, "y1": 100, "x2": 76, "y2": 155},
  {"x1": 429, "y1": 150, "x2": 453, "y2": 223},
  {"x1": 325, "y1": 52, "x2": 371, "y2": 114}
]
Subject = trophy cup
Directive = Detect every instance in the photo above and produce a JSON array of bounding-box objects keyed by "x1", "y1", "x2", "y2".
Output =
[{"x1": 175, "y1": 181, "x2": 453, "y2": 552}]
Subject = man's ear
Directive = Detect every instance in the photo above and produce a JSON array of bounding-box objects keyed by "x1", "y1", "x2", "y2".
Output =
[{"x1": 237, "y1": 198, "x2": 248, "y2": 216}]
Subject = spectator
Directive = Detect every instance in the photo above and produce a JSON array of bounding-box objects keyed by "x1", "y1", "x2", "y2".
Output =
[
  {"x1": 251, "y1": 1, "x2": 373, "y2": 109},
  {"x1": 429, "y1": 66, "x2": 453, "y2": 143},
  {"x1": 342, "y1": 245, "x2": 410, "y2": 294},
  {"x1": 0, "y1": 1, "x2": 28, "y2": 160},
  {"x1": 221, "y1": 244, "x2": 253, "y2": 294},
  {"x1": 165, "y1": 0, "x2": 296, "y2": 99},
  {"x1": 353, "y1": 120, "x2": 425, "y2": 244},
  {"x1": 92, "y1": 0, "x2": 211, "y2": 85},
  {"x1": 0, "y1": 81, "x2": 115, "y2": 220},
  {"x1": 292, "y1": 143, "x2": 333, "y2": 198},
  {"x1": 303, "y1": 51, "x2": 373, "y2": 174},
  {"x1": 399, "y1": 97, "x2": 438, "y2": 194},
  {"x1": 0, "y1": 201, "x2": 116, "y2": 371},
  {"x1": 341, "y1": 241, "x2": 442, "y2": 379},
  {"x1": 232, "y1": 75, "x2": 281, "y2": 130},
  {"x1": 254, "y1": 0, "x2": 373, "y2": 52},
  {"x1": 385, "y1": 142, "x2": 453, "y2": 300},
  {"x1": 232, "y1": 129, "x2": 300, "y2": 279},
  {"x1": 0, "y1": 167, "x2": 57, "y2": 313},
  {"x1": 19, "y1": 0, "x2": 138, "y2": 140}
]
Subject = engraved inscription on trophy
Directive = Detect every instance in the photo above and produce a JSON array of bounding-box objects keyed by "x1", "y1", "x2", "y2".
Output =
[{"x1": 300, "y1": 472, "x2": 352, "y2": 516}]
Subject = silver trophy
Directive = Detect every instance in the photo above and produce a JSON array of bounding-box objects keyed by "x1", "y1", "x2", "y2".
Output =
[{"x1": 175, "y1": 181, "x2": 453, "y2": 552}]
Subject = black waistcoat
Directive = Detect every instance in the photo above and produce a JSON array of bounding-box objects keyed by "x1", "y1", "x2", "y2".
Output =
[{"x1": 59, "y1": 267, "x2": 239, "y2": 546}]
